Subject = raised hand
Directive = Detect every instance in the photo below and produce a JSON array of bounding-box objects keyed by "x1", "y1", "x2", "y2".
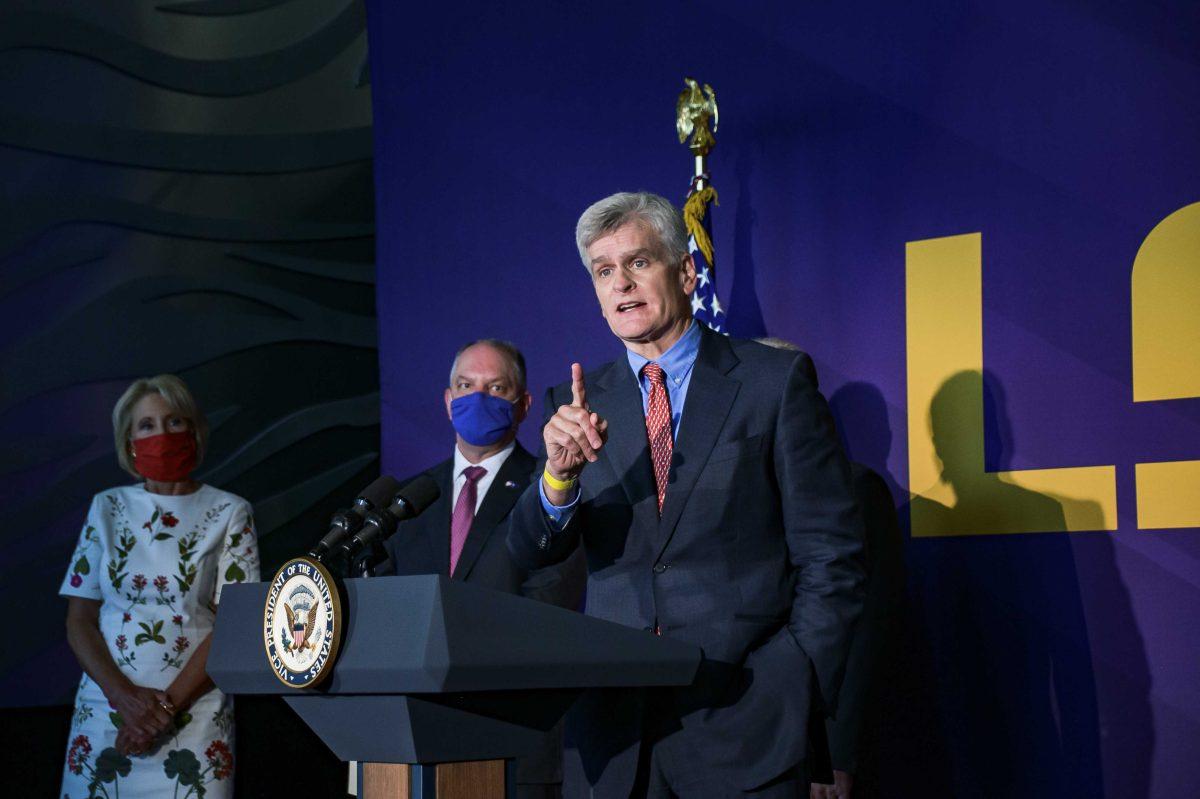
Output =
[{"x1": 543, "y1": 363, "x2": 608, "y2": 498}]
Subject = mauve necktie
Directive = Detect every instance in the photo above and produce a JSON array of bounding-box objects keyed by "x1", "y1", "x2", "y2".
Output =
[
  {"x1": 449, "y1": 465, "x2": 486, "y2": 575},
  {"x1": 642, "y1": 363, "x2": 673, "y2": 515}
]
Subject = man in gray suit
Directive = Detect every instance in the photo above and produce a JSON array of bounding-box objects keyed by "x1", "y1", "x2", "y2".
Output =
[{"x1": 507, "y1": 191, "x2": 866, "y2": 798}]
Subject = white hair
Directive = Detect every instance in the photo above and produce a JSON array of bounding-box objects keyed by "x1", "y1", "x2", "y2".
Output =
[{"x1": 575, "y1": 191, "x2": 690, "y2": 269}]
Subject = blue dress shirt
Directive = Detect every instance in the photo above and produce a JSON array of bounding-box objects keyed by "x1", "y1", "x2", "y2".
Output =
[{"x1": 540, "y1": 320, "x2": 702, "y2": 526}]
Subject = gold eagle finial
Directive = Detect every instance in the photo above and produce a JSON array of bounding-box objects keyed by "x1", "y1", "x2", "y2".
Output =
[{"x1": 676, "y1": 77, "x2": 718, "y2": 157}]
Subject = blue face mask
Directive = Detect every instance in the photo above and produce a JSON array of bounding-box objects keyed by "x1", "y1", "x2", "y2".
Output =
[{"x1": 450, "y1": 391, "x2": 517, "y2": 446}]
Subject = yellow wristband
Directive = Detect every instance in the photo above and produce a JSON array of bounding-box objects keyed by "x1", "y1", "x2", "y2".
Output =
[{"x1": 543, "y1": 468, "x2": 578, "y2": 492}]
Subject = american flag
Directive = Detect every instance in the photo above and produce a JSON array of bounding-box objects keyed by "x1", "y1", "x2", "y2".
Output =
[{"x1": 683, "y1": 179, "x2": 726, "y2": 333}]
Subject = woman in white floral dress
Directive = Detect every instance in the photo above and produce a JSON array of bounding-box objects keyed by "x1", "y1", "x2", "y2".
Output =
[{"x1": 58, "y1": 375, "x2": 259, "y2": 799}]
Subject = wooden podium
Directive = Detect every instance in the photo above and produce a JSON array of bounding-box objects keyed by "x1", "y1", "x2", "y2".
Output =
[{"x1": 209, "y1": 575, "x2": 701, "y2": 798}]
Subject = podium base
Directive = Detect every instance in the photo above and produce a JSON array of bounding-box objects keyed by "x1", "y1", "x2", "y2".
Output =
[{"x1": 362, "y1": 760, "x2": 505, "y2": 799}]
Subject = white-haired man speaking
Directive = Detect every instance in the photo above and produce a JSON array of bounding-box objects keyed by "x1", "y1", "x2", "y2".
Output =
[{"x1": 507, "y1": 192, "x2": 866, "y2": 798}]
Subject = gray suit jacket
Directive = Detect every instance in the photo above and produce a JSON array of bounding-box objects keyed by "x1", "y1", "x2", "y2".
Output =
[{"x1": 508, "y1": 326, "x2": 866, "y2": 794}]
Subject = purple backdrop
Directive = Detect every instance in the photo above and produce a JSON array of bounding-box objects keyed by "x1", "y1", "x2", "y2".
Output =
[{"x1": 366, "y1": 2, "x2": 1199, "y2": 796}]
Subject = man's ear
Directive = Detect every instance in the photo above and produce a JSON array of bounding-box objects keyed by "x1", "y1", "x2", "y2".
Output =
[
  {"x1": 444, "y1": 388, "x2": 454, "y2": 421},
  {"x1": 515, "y1": 390, "x2": 532, "y2": 424},
  {"x1": 680, "y1": 253, "x2": 698, "y2": 294}
]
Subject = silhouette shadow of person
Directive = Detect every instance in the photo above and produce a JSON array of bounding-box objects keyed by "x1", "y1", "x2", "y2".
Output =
[
  {"x1": 904, "y1": 370, "x2": 1106, "y2": 797},
  {"x1": 829, "y1": 381, "x2": 906, "y2": 506},
  {"x1": 828, "y1": 380, "x2": 950, "y2": 797}
]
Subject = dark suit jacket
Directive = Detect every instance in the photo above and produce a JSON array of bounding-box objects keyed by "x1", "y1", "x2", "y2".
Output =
[
  {"x1": 508, "y1": 325, "x2": 866, "y2": 794},
  {"x1": 378, "y1": 441, "x2": 585, "y2": 785}
]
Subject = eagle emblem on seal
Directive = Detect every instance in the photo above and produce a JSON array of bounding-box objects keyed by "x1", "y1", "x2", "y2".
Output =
[{"x1": 283, "y1": 585, "x2": 319, "y2": 652}]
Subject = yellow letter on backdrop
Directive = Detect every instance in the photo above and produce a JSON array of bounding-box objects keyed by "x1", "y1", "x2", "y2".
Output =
[
  {"x1": 905, "y1": 233, "x2": 1117, "y2": 536},
  {"x1": 1132, "y1": 201, "x2": 1200, "y2": 529}
]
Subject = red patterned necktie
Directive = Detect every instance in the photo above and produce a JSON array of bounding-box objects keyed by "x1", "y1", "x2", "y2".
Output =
[
  {"x1": 449, "y1": 465, "x2": 486, "y2": 575},
  {"x1": 642, "y1": 363, "x2": 673, "y2": 514}
]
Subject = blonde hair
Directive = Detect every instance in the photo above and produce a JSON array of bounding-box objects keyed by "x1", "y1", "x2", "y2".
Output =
[{"x1": 112, "y1": 375, "x2": 208, "y2": 478}]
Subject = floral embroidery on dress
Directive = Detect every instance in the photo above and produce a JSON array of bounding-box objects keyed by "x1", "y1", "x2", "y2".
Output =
[
  {"x1": 123, "y1": 572, "x2": 148, "y2": 609},
  {"x1": 175, "y1": 532, "x2": 201, "y2": 596},
  {"x1": 104, "y1": 495, "x2": 136, "y2": 591},
  {"x1": 66, "y1": 734, "x2": 91, "y2": 775},
  {"x1": 114, "y1": 633, "x2": 135, "y2": 670},
  {"x1": 106, "y1": 528, "x2": 136, "y2": 592},
  {"x1": 72, "y1": 703, "x2": 95, "y2": 730},
  {"x1": 110, "y1": 572, "x2": 151, "y2": 671},
  {"x1": 221, "y1": 516, "x2": 257, "y2": 585},
  {"x1": 69, "y1": 525, "x2": 99, "y2": 588},
  {"x1": 162, "y1": 741, "x2": 233, "y2": 798},
  {"x1": 134, "y1": 618, "x2": 166, "y2": 647},
  {"x1": 162, "y1": 634, "x2": 191, "y2": 671},
  {"x1": 173, "y1": 503, "x2": 229, "y2": 597},
  {"x1": 153, "y1": 573, "x2": 179, "y2": 612},
  {"x1": 142, "y1": 507, "x2": 179, "y2": 544},
  {"x1": 67, "y1": 734, "x2": 132, "y2": 799},
  {"x1": 206, "y1": 741, "x2": 233, "y2": 780},
  {"x1": 211, "y1": 707, "x2": 233, "y2": 738}
]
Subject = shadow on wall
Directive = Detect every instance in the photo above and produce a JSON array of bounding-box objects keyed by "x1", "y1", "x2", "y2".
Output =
[
  {"x1": 829, "y1": 382, "x2": 905, "y2": 507},
  {"x1": 831, "y1": 374, "x2": 1153, "y2": 797},
  {"x1": 829, "y1": 382, "x2": 951, "y2": 797},
  {"x1": 724, "y1": 149, "x2": 768, "y2": 339},
  {"x1": 902, "y1": 370, "x2": 1149, "y2": 797}
]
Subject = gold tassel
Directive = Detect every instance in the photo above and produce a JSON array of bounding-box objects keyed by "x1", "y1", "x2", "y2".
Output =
[{"x1": 683, "y1": 186, "x2": 719, "y2": 269}]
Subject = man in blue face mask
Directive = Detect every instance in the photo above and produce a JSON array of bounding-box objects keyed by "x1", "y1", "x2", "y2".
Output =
[{"x1": 375, "y1": 338, "x2": 585, "y2": 799}]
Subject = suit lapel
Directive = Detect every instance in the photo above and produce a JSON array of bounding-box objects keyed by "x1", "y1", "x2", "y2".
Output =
[
  {"x1": 453, "y1": 444, "x2": 535, "y2": 581},
  {"x1": 654, "y1": 326, "x2": 740, "y2": 559},
  {"x1": 591, "y1": 358, "x2": 660, "y2": 531}
]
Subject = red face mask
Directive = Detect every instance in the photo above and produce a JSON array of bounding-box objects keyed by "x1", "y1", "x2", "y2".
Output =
[{"x1": 132, "y1": 431, "x2": 197, "y2": 482}]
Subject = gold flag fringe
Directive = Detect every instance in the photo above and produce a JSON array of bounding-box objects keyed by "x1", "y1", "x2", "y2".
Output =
[{"x1": 683, "y1": 186, "x2": 719, "y2": 271}]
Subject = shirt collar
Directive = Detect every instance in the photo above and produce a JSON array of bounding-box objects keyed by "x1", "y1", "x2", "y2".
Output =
[
  {"x1": 453, "y1": 440, "x2": 515, "y2": 479},
  {"x1": 625, "y1": 318, "x2": 702, "y2": 388}
]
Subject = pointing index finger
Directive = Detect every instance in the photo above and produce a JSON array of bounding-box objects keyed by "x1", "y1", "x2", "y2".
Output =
[{"x1": 570, "y1": 362, "x2": 588, "y2": 409}]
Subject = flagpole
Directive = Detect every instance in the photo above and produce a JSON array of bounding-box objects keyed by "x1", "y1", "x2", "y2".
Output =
[{"x1": 677, "y1": 78, "x2": 726, "y2": 332}]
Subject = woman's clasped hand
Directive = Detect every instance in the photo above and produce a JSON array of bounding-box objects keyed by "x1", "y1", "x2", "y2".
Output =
[{"x1": 110, "y1": 684, "x2": 176, "y2": 754}]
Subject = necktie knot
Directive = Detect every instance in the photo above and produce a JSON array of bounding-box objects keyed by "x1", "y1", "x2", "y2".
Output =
[
  {"x1": 642, "y1": 362, "x2": 666, "y2": 387},
  {"x1": 462, "y1": 465, "x2": 487, "y2": 484}
]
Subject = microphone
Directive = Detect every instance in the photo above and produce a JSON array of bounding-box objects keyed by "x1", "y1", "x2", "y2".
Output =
[
  {"x1": 309, "y1": 475, "x2": 402, "y2": 561},
  {"x1": 339, "y1": 474, "x2": 441, "y2": 557}
]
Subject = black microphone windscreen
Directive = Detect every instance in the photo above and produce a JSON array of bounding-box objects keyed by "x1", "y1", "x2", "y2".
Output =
[
  {"x1": 394, "y1": 474, "x2": 440, "y2": 518},
  {"x1": 359, "y1": 474, "x2": 402, "y2": 509},
  {"x1": 311, "y1": 474, "x2": 403, "y2": 561}
]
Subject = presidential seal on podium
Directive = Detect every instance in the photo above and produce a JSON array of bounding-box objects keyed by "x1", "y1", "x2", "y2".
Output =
[{"x1": 263, "y1": 556, "x2": 343, "y2": 688}]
